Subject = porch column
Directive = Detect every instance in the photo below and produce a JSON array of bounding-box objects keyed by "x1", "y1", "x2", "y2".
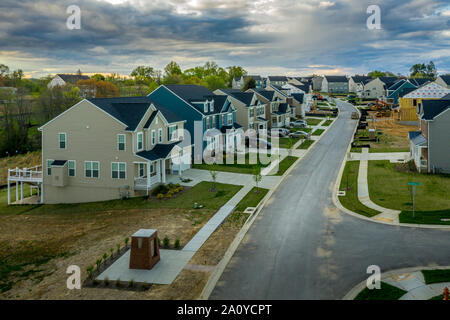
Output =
[
  {"x1": 146, "y1": 161, "x2": 152, "y2": 196},
  {"x1": 20, "y1": 182, "x2": 23, "y2": 202},
  {"x1": 162, "y1": 159, "x2": 166, "y2": 184},
  {"x1": 16, "y1": 181, "x2": 19, "y2": 202}
]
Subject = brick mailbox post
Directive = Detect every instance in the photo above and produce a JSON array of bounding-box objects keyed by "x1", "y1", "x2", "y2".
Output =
[{"x1": 129, "y1": 229, "x2": 160, "y2": 270}]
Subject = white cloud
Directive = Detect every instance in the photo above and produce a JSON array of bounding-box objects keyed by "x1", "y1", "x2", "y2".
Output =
[{"x1": 319, "y1": 1, "x2": 335, "y2": 9}]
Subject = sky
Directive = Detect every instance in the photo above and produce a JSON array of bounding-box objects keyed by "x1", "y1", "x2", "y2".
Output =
[{"x1": 0, "y1": 0, "x2": 449, "y2": 78}]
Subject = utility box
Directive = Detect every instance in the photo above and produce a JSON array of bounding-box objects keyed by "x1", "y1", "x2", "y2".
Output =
[
  {"x1": 368, "y1": 128, "x2": 376, "y2": 140},
  {"x1": 129, "y1": 229, "x2": 160, "y2": 270}
]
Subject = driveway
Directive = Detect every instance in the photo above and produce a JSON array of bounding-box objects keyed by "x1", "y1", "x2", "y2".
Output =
[{"x1": 210, "y1": 99, "x2": 450, "y2": 300}]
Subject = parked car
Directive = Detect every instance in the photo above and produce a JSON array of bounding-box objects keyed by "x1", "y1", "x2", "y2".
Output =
[
  {"x1": 245, "y1": 137, "x2": 272, "y2": 149},
  {"x1": 271, "y1": 128, "x2": 290, "y2": 137},
  {"x1": 290, "y1": 119, "x2": 307, "y2": 128},
  {"x1": 288, "y1": 131, "x2": 309, "y2": 139}
]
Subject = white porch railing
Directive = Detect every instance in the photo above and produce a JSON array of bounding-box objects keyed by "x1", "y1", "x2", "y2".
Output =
[
  {"x1": 8, "y1": 166, "x2": 43, "y2": 182},
  {"x1": 134, "y1": 175, "x2": 162, "y2": 190}
]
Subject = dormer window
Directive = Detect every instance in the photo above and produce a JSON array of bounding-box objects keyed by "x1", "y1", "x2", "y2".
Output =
[{"x1": 137, "y1": 132, "x2": 143, "y2": 151}]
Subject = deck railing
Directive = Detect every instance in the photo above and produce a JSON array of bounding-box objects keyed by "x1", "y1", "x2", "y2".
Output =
[{"x1": 8, "y1": 166, "x2": 43, "y2": 182}]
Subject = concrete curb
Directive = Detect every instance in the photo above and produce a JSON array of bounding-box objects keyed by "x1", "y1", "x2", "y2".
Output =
[
  {"x1": 343, "y1": 265, "x2": 450, "y2": 300},
  {"x1": 331, "y1": 99, "x2": 450, "y2": 230},
  {"x1": 199, "y1": 108, "x2": 339, "y2": 300}
]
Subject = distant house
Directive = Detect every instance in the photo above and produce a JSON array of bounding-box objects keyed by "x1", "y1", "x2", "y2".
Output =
[
  {"x1": 348, "y1": 76, "x2": 372, "y2": 94},
  {"x1": 398, "y1": 82, "x2": 450, "y2": 121},
  {"x1": 361, "y1": 77, "x2": 398, "y2": 99},
  {"x1": 435, "y1": 75, "x2": 450, "y2": 89},
  {"x1": 267, "y1": 76, "x2": 289, "y2": 87},
  {"x1": 321, "y1": 76, "x2": 349, "y2": 93},
  {"x1": 408, "y1": 96, "x2": 450, "y2": 173},
  {"x1": 264, "y1": 85, "x2": 293, "y2": 127},
  {"x1": 47, "y1": 74, "x2": 90, "y2": 88},
  {"x1": 312, "y1": 76, "x2": 323, "y2": 91},
  {"x1": 148, "y1": 85, "x2": 241, "y2": 158},
  {"x1": 232, "y1": 75, "x2": 264, "y2": 89},
  {"x1": 383, "y1": 78, "x2": 431, "y2": 106},
  {"x1": 281, "y1": 83, "x2": 312, "y2": 117},
  {"x1": 214, "y1": 89, "x2": 268, "y2": 131}
]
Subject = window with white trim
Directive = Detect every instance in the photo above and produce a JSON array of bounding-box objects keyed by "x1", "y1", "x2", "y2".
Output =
[
  {"x1": 151, "y1": 130, "x2": 156, "y2": 145},
  {"x1": 68, "y1": 160, "x2": 76, "y2": 177},
  {"x1": 85, "y1": 161, "x2": 99, "y2": 178},
  {"x1": 112, "y1": 162, "x2": 126, "y2": 179},
  {"x1": 138, "y1": 163, "x2": 145, "y2": 177},
  {"x1": 117, "y1": 134, "x2": 125, "y2": 151},
  {"x1": 47, "y1": 159, "x2": 53, "y2": 176},
  {"x1": 158, "y1": 128, "x2": 163, "y2": 143},
  {"x1": 137, "y1": 132, "x2": 143, "y2": 151},
  {"x1": 59, "y1": 133, "x2": 66, "y2": 149},
  {"x1": 168, "y1": 125, "x2": 178, "y2": 141},
  {"x1": 228, "y1": 113, "x2": 233, "y2": 125}
]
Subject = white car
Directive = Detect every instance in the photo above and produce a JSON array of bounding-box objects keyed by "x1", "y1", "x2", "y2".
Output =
[
  {"x1": 290, "y1": 120, "x2": 307, "y2": 128},
  {"x1": 271, "y1": 128, "x2": 290, "y2": 137},
  {"x1": 288, "y1": 131, "x2": 309, "y2": 139}
]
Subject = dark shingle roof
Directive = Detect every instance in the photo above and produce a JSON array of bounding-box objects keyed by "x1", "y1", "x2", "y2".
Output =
[
  {"x1": 228, "y1": 92, "x2": 254, "y2": 106},
  {"x1": 408, "y1": 78, "x2": 431, "y2": 87},
  {"x1": 291, "y1": 84, "x2": 309, "y2": 92},
  {"x1": 245, "y1": 75, "x2": 262, "y2": 81},
  {"x1": 88, "y1": 96, "x2": 183, "y2": 130},
  {"x1": 421, "y1": 100, "x2": 450, "y2": 120},
  {"x1": 351, "y1": 76, "x2": 372, "y2": 83},
  {"x1": 324, "y1": 75, "x2": 348, "y2": 82},
  {"x1": 57, "y1": 74, "x2": 90, "y2": 84},
  {"x1": 268, "y1": 76, "x2": 288, "y2": 82},
  {"x1": 164, "y1": 84, "x2": 213, "y2": 102},
  {"x1": 291, "y1": 93, "x2": 304, "y2": 103},
  {"x1": 136, "y1": 142, "x2": 180, "y2": 161},
  {"x1": 378, "y1": 77, "x2": 399, "y2": 86},
  {"x1": 278, "y1": 103, "x2": 289, "y2": 114},
  {"x1": 398, "y1": 87, "x2": 416, "y2": 98},
  {"x1": 51, "y1": 160, "x2": 67, "y2": 166},
  {"x1": 438, "y1": 75, "x2": 450, "y2": 85},
  {"x1": 253, "y1": 89, "x2": 275, "y2": 101},
  {"x1": 441, "y1": 93, "x2": 450, "y2": 100},
  {"x1": 388, "y1": 79, "x2": 406, "y2": 91},
  {"x1": 408, "y1": 131, "x2": 427, "y2": 146}
]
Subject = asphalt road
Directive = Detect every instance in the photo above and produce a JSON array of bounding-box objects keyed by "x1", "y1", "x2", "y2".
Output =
[{"x1": 210, "y1": 99, "x2": 450, "y2": 300}]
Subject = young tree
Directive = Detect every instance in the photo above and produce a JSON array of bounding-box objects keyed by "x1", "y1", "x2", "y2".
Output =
[
  {"x1": 208, "y1": 164, "x2": 218, "y2": 192},
  {"x1": 252, "y1": 165, "x2": 262, "y2": 192},
  {"x1": 242, "y1": 77, "x2": 256, "y2": 91}
]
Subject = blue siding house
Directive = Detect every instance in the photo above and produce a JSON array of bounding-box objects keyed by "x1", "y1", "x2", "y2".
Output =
[{"x1": 148, "y1": 85, "x2": 241, "y2": 161}]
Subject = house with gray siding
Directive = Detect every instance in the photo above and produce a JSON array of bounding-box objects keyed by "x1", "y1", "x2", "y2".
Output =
[
  {"x1": 409, "y1": 95, "x2": 450, "y2": 173},
  {"x1": 321, "y1": 76, "x2": 349, "y2": 93}
]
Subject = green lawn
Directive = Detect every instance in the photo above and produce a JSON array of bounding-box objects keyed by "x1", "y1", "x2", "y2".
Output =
[
  {"x1": 322, "y1": 120, "x2": 333, "y2": 126},
  {"x1": 297, "y1": 140, "x2": 315, "y2": 150},
  {"x1": 430, "y1": 294, "x2": 444, "y2": 300},
  {"x1": 235, "y1": 187, "x2": 269, "y2": 211},
  {"x1": 273, "y1": 156, "x2": 298, "y2": 176},
  {"x1": 0, "y1": 181, "x2": 243, "y2": 216},
  {"x1": 368, "y1": 161, "x2": 450, "y2": 224},
  {"x1": 352, "y1": 129, "x2": 410, "y2": 153},
  {"x1": 338, "y1": 161, "x2": 380, "y2": 217},
  {"x1": 306, "y1": 118, "x2": 322, "y2": 126},
  {"x1": 354, "y1": 282, "x2": 407, "y2": 300},
  {"x1": 289, "y1": 127, "x2": 312, "y2": 133},
  {"x1": 422, "y1": 269, "x2": 450, "y2": 285},
  {"x1": 312, "y1": 129, "x2": 325, "y2": 136},
  {"x1": 279, "y1": 137, "x2": 300, "y2": 149},
  {"x1": 192, "y1": 153, "x2": 273, "y2": 174}
]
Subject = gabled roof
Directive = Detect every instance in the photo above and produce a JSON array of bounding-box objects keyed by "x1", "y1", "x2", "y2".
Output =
[
  {"x1": 438, "y1": 75, "x2": 450, "y2": 85},
  {"x1": 217, "y1": 88, "x2": 242, "y2": 94},
  {"x1": 88, "y1": 96, "x2": 183, "y2": 131},
  {"x1": 398, "y1": 87, "x2": 416, "y2": 98},
  {"x1": 378, "y1": 77, "x2": 399, "y2": 86},
  {"x1": 227, "y1": 92, "x2": 254, "y2": 106},
  {"x1": 268, "y1": 76, "x2": 288, "y2": 82},
  {"x1": 408, "y1": 131, "x2": 427, "y2": 146},
  {"x1": 245, "y1": 75, "x2": 262, "y2": 81},
  {"x1": 136, "y1": 142, "x2": 180, "y2": 161},
  {"x1": 324, "y1": 75, "x2": 348, "y2": 82},
  {"x1": 441, "y1": 93, "x2": 450, "y2": 100},
  {"x1": 277, "y1": 103, "x2": 290, "y2": 114},
  {"x1": 57, "y1": 74, "x2": 90, "y2": 84},
  {"x1": 291, "y1": 93, "x2": 304, "y2": 103},
  {"x1": 420, "y1": 100, "x2": 450, "y2": 120},
  {"x1": 290, "y1": 84, "x2": 309, "y2": 92},
  {"x1": 388, "y1": 79, "x2": 406, "y2": 91},
  {"x1": 350, "y1": 76, "x2": 372, "y2": 83},
  {"x1": 403, "y1": 82, "x2": 450, "y2": 99},
  {"x1": 164, "y1": 84, "x2": 213, "y2": 102},
  {"x1": 253, "y1": 89, "x2": 275, "y2": 101},
  {"x1": 408, "y1": 78, "x2": 431, "y2": 87}
]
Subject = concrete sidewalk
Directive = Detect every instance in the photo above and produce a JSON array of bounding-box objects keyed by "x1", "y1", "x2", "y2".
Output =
[
  {"x1": 350, "y1": 151, "x2": 410, "y2": 161},
  {"x1": 357, "y1": 148, "x2": 401, "y2": 224}
]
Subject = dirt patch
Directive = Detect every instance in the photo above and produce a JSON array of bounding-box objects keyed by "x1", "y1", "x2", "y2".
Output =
[{"x1": 367, "y1": 119, "x2": 415, "y2": 138}]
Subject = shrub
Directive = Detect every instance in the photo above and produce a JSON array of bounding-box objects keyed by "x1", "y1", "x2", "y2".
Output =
[
  {"x1": 86, "y1": 265, "x2": 94, "y2": 278},
  {"x1": 116, "y1": 243, "x2": 121, "y2": 254},
  {"x1": 174, "y1": 239, "x2": 180, "y2": 249},
  {"x1": 165, "y1": 192, "x2": 173, "y2": 199},
  {"x1": 125, "y1": 237, "x2": 130, "y2": 246},
  {"x1": 109, "y1": 248, "x2": 114, "y2": 257},
  {"x1": 95, "y1": 259, "x2": 102, "y2": 269},
  {"x1": 103, "y1": 253, "x2": 108, "y2": 261},
  {"x1": 157, "y1": 193, "x2": 164, "y2": 200},
  {"x1": 152, "y1": 184, "x2": 169, "y2": 196},
  {"x1": 163, "y1": 236, "x2": 170, "y2": 247}
]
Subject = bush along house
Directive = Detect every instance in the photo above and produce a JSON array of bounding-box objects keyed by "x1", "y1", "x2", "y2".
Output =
[
  {"x1": 148, "y1": 85, "x2": 242, "y2": 162},
  {"x1": 38, "y1": 96, "x2": 191, "y2": 204}
]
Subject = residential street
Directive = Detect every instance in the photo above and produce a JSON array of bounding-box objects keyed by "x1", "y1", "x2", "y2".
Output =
[{"x1": 210, "y1": 99, "x2": 450, "y2": 300}]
